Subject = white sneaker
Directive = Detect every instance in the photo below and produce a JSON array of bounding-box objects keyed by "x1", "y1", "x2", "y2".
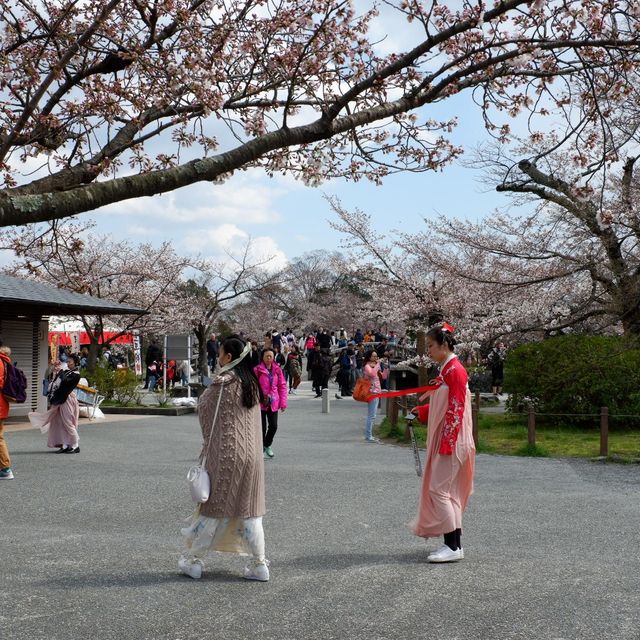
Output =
[
  {"x1": 243, "y1": 560, "x2": 270, "y2": 582},
  {"x1": 427, "y1": 545, "x2": 463, "y2": 563},
  {"x1": 178, "y1": 556, "x2": 203, "y2": 579}
]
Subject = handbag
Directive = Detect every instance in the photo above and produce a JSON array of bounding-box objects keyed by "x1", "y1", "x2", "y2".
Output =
[
  {"x1": 187, "y1": 379, "x2": 224, "y2": 503},
  {"x1": 352, "y1": 377, "x2": 372, "y2": 402}
]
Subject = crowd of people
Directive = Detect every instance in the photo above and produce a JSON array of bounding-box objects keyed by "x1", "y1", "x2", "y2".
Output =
[{"x1": 2, "y1": 323, "x2": 490, "y2": 583}]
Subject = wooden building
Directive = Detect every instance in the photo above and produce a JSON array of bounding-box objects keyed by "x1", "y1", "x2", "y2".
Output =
[{"x1": 0, "y1": 275, "x2": 144, "y2": 416}]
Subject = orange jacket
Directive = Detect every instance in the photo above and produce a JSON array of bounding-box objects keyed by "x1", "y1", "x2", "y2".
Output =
[{"x1": 0, "y1": 352, "x2": 11, "y2": 420}]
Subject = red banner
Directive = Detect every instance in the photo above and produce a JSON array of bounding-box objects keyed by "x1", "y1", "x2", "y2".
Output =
[{"x1": 48, "y1": 331, "x2": 133, "y2": 346}]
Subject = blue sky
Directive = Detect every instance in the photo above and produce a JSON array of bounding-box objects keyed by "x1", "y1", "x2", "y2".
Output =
[
  {"x1": 0, "y1": 89, "x2": 511, "y2": 273},
  {"x1": 74, "y1": 89, "x2": 508, "y2": 271}
]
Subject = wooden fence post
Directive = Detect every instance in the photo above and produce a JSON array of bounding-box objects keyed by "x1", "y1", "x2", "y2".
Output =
[
  {"x1": 527, "y1": 407, "x2": 536, "y2": 446},
  {"x1": 600, "y1": 406, "x2": 609, "y2": 457},
  {"x1": 472, "y1": 390, "x2": 480, "y2": 447},
  {"x1": 389, "y1": 397, "x2": 399, "y2": 428}
]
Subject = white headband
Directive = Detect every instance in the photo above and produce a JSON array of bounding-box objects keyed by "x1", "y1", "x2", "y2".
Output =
[{"x1": 218, "y1": 342, "x2": 252, "y2": 374}]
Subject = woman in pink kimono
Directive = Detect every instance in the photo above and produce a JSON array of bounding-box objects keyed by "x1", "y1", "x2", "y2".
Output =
[
  {"x1": 411, "y1": 323, "x2": 475, "y2": 563},
  {"x1": 29, "y1": 354, "x2": 81, "y2": 453}
]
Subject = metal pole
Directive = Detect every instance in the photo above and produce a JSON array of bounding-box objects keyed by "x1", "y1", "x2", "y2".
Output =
[
  {"x1": 406, "y1": 414, "x2": 422, "y2": 477},
  {"x1": 187, "y1": 335, "x2": 192, "y2": 399},
  {"x1": 163, "y1": 335, "x2": 167, "y2": 404},
  {"x1": 321, "y1": 387, "x2": 330, "y2": 413}
]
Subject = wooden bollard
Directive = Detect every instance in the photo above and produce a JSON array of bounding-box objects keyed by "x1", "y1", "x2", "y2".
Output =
[
  {"x1": 389, "y1": 397, "x2": 399, "y2": 428},
  {"x1": 527, "y1": 407, "x2": 536, "y2": 446},
  {"x1": 471, "y1": 390, "x2": 480, "y2": 447},
  {"x1": 600, "y1": 406, "x2": 609, "y2": 457}
]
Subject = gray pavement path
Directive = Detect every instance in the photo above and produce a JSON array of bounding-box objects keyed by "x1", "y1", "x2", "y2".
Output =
[{"x1": 1, "y1": 379, "x2": 639, "y2": 640}]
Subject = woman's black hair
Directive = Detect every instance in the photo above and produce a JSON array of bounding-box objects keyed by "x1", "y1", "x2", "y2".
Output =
[
  {"x1": 262, "y1": 347, "x2": 275, "y2": 357},
  {"x1": 220, "y1": 334, "x2": 260, "y2": 409},
  {"x1": 68, "y1": 353, "x2": 81, "y2": 367},
  {"x1": 363, "y1": 350, "x2": 378, "y2": 364},
  {"x1": 426, "y1": 326, "x2": 457, "y2": 351}
]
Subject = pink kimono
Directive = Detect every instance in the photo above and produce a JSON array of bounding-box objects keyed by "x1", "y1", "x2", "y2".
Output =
[{"x1": 411, "y1": 355, "x2": 475, "y2": 538}]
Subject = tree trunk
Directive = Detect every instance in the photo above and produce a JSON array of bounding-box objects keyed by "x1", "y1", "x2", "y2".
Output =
[
  {"x1": 87, "y1": 339, "x2": 100, "y2": 372},
  {"x1": 417, "y1": 329, "x2": 428, "y2": 386},
  {"x1": 196, "y1": 323, "x2": 208, "y2": 377},
  {"x1": 621, "y1": 300, "x2": 640, "y2": 335}
]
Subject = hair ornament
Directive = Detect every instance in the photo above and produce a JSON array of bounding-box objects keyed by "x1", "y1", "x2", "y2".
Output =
[{"x1": 441, "y1": 322, "x2": 455, "y2": 334}]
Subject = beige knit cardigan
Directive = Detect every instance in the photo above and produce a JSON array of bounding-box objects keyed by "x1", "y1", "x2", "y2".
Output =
[{"x1": 197, "y1": 371, "x2": 265, "y2": 519}]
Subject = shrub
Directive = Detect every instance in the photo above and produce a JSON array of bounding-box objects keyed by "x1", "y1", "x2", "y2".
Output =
[
  {"x1": 112, "y1": 368, "x2": 142, "y2": 405},
  {"x1": 83, "y1": 361, "x2": 115, "y2": 400},
  {"x1": 504, "y1": 335, "x2": 640, "y2": 427},
  {"x1": 83, "y1": 362, "x2": 141, "y2": 405}
]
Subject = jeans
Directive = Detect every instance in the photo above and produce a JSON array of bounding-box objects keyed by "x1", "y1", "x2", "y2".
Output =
[{"x1": 365, "y1": 398, "x2": 379, "y2": 440}]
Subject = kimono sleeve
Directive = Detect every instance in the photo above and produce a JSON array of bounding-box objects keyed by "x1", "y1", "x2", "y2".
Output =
[{"x1": 438, "y1": 362, "x2": 468, "y2": 455}]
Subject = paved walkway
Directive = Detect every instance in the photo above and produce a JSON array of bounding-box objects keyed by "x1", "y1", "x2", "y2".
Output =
[{"x1": 1, "y1": 379, "x2": 639, "y2": 640}]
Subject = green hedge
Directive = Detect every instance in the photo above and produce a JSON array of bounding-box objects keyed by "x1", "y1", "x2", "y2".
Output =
[
  {"x1": 82, "y1": 361, "x2": 141, "y2": 405},
  {"x1": 504, "y1": 335, "x2": 640, "y2": 426}
]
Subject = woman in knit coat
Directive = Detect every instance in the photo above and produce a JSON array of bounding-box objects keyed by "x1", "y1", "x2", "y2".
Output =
[{"x1": 179, "y1": 335, "x2": 269, "y2": 582}]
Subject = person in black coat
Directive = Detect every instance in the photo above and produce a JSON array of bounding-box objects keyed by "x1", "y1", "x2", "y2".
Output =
[
  {"x1": 307, "y1": 344, "x2": 324, "y2": 397},
  {"x1": 32, "y1": 354, "x2": 82, "y2": 453},
  {"x1": 206, "y1": 334, "x2": 219, "y2": 372},
  {"x1": 144, "y1": 339, "x2": 162, "y2": 389}
]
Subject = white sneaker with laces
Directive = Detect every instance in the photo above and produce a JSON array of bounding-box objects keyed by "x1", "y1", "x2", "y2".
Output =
[
  {"x1": 243, "y1": 560, "x2": 270, "y2": 582},
  {"x1": 178, "y1": 556, "x2": 203, "y2": 579},
  {"x1": 427, "y1": 545, "x2": 463, "y2": 563}
]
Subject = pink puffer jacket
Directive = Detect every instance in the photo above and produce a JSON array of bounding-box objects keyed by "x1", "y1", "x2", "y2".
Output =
[{"x1": 253, "y1": 362, "x2": 288, "y2": 412}]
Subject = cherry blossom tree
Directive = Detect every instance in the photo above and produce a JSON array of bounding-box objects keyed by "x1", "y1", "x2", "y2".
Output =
[
  {"x1": 0, "y1": 219, "x2": 199, "y2": 368},
  {"x1": 171, "y1": 242, "x2": 286, "y2": 375},
  {"x1": 1, "y1": 0, "x2": 639, "y2": 227},
  {"x1": 432, "y1": 144, "x2": 640, "y2": 335},
  {"x1": 224, "y1": 249, "x2": 383, "y2": 338},
  {"x1": 328, "y1": 193, "x2": 581, "y2": 357}
]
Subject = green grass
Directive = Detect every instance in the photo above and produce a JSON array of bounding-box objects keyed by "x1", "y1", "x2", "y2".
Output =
[
  {"x1": 378, "y1": 413, "x2": 640, "y2": 462},
  {"x1": 101, "y1": 399, "x2": 144, "y2": 408}
]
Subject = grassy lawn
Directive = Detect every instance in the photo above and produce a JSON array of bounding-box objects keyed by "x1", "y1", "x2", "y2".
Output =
[{"x1": 378, "y1": 413, "x2": 640, "y2": 462}]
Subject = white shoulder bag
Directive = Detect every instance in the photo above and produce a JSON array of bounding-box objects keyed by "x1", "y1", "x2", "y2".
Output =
[{"x1": 187, "y1": 379, "x2": 224, "y2": 503}]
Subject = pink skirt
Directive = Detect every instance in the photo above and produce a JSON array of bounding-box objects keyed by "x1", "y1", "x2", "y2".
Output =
[
  {"x1": 411, "y1": 386, "x2": 475, "y2": 538},
  {"x1": 29, "y1": 393, "x2": 80, "y2": 449}
]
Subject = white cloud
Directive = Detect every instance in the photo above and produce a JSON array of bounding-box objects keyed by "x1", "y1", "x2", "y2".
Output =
[
  {"x1": 95, "y1": 169, "x2": 287, "y2": 225},
  {"x1": 182, "y1": 223, "x2": 288, "y2": 272},
  {"x1": 126, "y1": 224, "x2": 153, "y2": 237}
]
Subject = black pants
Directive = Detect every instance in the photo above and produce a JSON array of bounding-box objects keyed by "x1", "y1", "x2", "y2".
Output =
[
  {"x1": 339, "y1": 370, "x2": 351, "y2": 396},
  {"x1": 312, "y1": 371, "x2": 323, "y2": 395},
  {"x1": 261, "y1": 409, "x2": 278, "y2": 448}
]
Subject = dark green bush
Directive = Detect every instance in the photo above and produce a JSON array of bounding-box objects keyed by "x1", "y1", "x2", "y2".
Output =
[
  {"x1": 504, "y1": 335, "x2": 640, "y2": 427},
  {"x1": 83, "y1": 361, "x2": 115, "y2": 400},
  {"x1": 82, "y1": 362, "x2": 141, "y2": 405}
]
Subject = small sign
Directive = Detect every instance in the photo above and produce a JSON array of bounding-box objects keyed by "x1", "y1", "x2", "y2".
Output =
[
  {"x1": 133, "y1": 335, "x2": 142, "y2": 376},
  {"x1": 165, "y1": 334, "x2": 190, "y2": 360},
  {"x1": 70, "y1": 332, "x2": 81, "y2": 353}
]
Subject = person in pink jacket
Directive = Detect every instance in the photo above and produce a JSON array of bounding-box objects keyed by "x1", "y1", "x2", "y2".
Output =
[{"x1": 254, "y1": 348, "x2": 287, "y2": 459}]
